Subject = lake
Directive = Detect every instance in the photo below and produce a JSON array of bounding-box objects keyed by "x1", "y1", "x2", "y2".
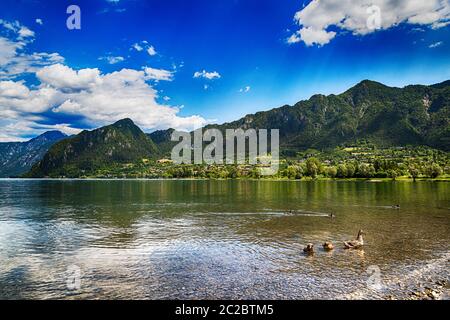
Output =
[{"x1": 0, "y1": 179, "x2": 448, "y2": 299}]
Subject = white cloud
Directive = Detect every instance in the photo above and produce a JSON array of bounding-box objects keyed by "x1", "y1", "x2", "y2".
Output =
[
  {"x1": 18, "y1": 26, "x2": 34, "y2": 39},
  {"x1": 193, "y1": 69, "x2": 221, "y2": 80},
  {"x1": 99, "y1": 55, "x2": 125, "y2": 64},
  {"x1": 0, "y1": 65, "x2": 209, "y2": 141},
  {"x1": 239, "y1": 86, "x2": 251, "y2": 93},
  {"x1": 132, "y1": 41, "x2": 157, "y2": 56},
  {"x1": 0, "y1": 80, "x2": 30, "y2": 98},
  {"x1": 37, "y1": 64, "x2": 101, "y2": 91},
  {"x1": 132, "y1": 43, "x2": 143, "y2": 51},
  {"x1": 0, "y1": 20, "x2": 34, "y2": 39},
  {"x1": 163, "y1": 96, "x2": 170, "y2": 101},
  {"x1": 0, "y1": 20, "x2": 210, "y2": 141},
  {"x1": 0, "y1": 51, "x2": 64, "y2": 79},
  {"x1": 0, "y1": 82, "x2": 62, "y2": 114},
  {"x1": 49, "y1": 67, "x2": 207, "y2": 131},
  {"x1": 287, "y1": 32, "x2": 301, "y2": 44},
  {"x1": 203, "y1": 84, "x2": 209, "y2": 90},
  {"x1": 299, "y1": 27, "x2": 336, "y2": 46},
  {"x1": 288, "y1": 0, "x2": 450, "y2": 46},
  {"x1": 35, "y1": 19, "x2": 43, "y2": 25},
  {"x1": 0, "y1": 20, "x2": 64, "y2": 78},
  {"x1": 0, "y1": 37, "x2": 21, "y2": 65},
  {"x1": 429, "y1": 41, "x2": 443, "y2": 48},
  {"x1": 147, "y1": 46, "x2": 157, "y2": 56},
  {"x1": 143, "y1": 66, "x2": 174, "y2": 81},
  {"x1": 0, "y1": 118, "x2": 81, "y2": 142}
]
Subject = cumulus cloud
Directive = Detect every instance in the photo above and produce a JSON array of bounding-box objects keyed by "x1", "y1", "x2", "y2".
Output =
[
  {"x1": 36, "y1": 64, "x2": 101, "y2": 91},
  {"x1": 0, "y1": 20, "x2": 210, "y2": 141},
  {"x1": 47, "y1": 67, "x2": 207, "y2": 131},
  {"x1": 288, "y1": 0, "x2": 450, "y2": 46},
  {"x1": 0, "y1": 64, "x2": 209, "y2": 141},
  {"x1": 35, "y1": 19, "x2": 43, "y2": 25},
  {"x1": 0, "y1": 80, "x2": 30, "y2": 98},
  {"x1": 193, "y1": 70, "x2": 221, "y2": 80},
  {"x1": 0, "y1": 80, "x2": 62, "y2": 114},
  {"x1": 297, "y1": 27, "x2": 336, "y2": 46}
]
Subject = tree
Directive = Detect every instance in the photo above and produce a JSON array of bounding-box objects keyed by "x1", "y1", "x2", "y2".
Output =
[
  {"x1": 358, "y1": 163, "x2": 375, "y2": 178},
  {"x1": 336, "y1": 164, "x2": 347, "y2": 178},
  {"x1": 325, "y1": 166, "x2": 337, "y2": 178},
  {"x1": 387, "y1": 169, "x2": 398, "y2": 181},
  {"x1": 425, "y1": 163, "x2": 442, "y2": 179},
  {"x1": 346, "y1": 163, "x2": 356, "y2": 178},
  {"x1": 305, "y1": 157, "x2": 322, "y2": 178},
  {"x1": 408, "y1": 165, "x2": 420, "y2": 182},
  {"x1": 286, "y1": 165, "x2": 302, "y2": 179},
  {"x1": 249, "y1": 167, "x2": 261, "y2": 179}
]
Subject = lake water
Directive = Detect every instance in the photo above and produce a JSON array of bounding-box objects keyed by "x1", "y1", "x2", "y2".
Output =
[{"x1": 0, "y1": 179, "x2": 448, "y2": 299}]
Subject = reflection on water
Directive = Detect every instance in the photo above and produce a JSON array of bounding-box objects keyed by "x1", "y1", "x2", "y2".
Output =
[{"x1": 0, "y1": 179, "x2": 448, "y2": 299}]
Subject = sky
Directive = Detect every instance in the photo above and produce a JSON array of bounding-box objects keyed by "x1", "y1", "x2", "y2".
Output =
[{"x1": 0, "y1": 0, "x2": 449, "y2": 141}]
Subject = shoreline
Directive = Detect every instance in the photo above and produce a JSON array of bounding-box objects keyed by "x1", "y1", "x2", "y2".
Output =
[{"x1": 2, "y1": 177, "x2": 449, "y2": 182}]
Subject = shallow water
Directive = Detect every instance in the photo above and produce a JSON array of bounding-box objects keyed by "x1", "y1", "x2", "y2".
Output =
[{"x1": 0, "y1": 179, "x2": 448, "y2": 299}]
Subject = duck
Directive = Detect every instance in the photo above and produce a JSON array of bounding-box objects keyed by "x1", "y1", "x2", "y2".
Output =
[
  {"x1": 323, "y1": 241, "x2": 334, "y2": 251},
  {"x1": 392, "y1": 204, "x2": 400, "y2": 209},
  {"x1": 344, "y1": 230, "x2": 365, "y2": 249},
  {"x1": 303, "y1": 243, "x2": 314, "y2": 254},
  {"x1": 329, "y1": 212, "x2": 336, "y2": 218}
]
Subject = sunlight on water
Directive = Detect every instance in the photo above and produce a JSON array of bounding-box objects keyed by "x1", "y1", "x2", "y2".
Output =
[{"x1": 0, "y1": 179, "x2": 448, "y2": 299}]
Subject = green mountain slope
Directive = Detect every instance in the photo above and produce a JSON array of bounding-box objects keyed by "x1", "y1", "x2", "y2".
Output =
[
  {"x1": 24, "y1": 79, "x2": 450, "y2": 178},
  {"x1": 26, "y1": 119, "x2": 159, "y2": 177},
  {"x1": 147, "y1": 128, "x2": 176, "y2": 156},
  {"x1": 0, "y1": 131, "x2": 67, "y2": 177},
  {"x1": 199, "y1": 80, "x2": 450, "y2": 154}
]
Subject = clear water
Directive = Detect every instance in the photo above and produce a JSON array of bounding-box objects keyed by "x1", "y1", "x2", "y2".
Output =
[{"x1": 0, "y1": 179, "x2": 448, "y2": 299}]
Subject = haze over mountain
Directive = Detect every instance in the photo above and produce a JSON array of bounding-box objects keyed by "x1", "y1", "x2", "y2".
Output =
[
  {"x1": 0, "y1": 131, "x2": 67, "y2": 177},
  {"x1": 23, "y1": 79, "x2": 450, "y2": 178}
]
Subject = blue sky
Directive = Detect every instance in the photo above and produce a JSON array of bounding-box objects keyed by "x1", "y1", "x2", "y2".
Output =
[{"x1": 0, "y1": 0, "x2": 449, "y2": 141}]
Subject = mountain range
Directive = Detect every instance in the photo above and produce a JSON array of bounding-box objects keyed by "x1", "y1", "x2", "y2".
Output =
[
  {"x1": 206, "y1": 79, "x2": 449, "y2": 152},
  {"x1": 149, "y1": 79, "x2": 450, "y2": 155},
  {"x1": 0, "y1": 131, "x2": 67, "y2": 177},
  {"x1": 3, "y1": 79, "x2": 448, "y2": 178}
]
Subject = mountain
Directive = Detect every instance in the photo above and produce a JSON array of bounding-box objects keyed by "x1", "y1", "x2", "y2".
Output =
[
  {"x1": 23, "y1": 80, "x2": 450, "y2": 178},
  {"x1": 26, "y1": 119, "x2": 159, "y2": 177},
  {"x1": 147, "y1": 128, "x2": 176, "y2": 156},
  {"x1": 197, "y1": 80, "x2": 449, "y2": 154},
  {"x1": 0, "y1": 131, "x2": 67, "y2": 177}
]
